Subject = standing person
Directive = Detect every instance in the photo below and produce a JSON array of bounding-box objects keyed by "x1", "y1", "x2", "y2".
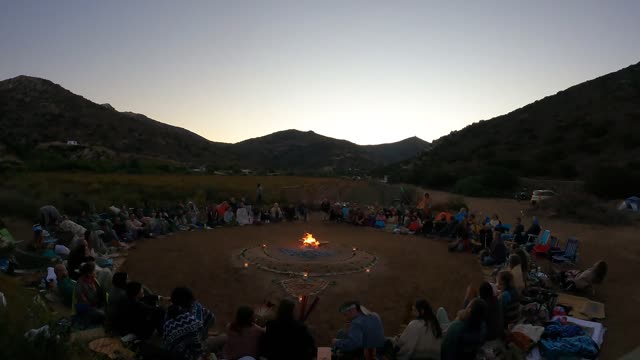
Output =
[
  {"x1": 262, "y1": 299, "x2": 315, "y2": 360},
  {"x1": 332, "y1": 301, "x2": 386, "y2": 359},
  {"x1": 224, "y1": 306, "x2": 265, "y2": 360},
  {"x1": 256, "y1": 184, "x2": 263, "y2": 205},
  {"x1": 440, "y1": 299, "x2": 488, "y2": 360},
  {"x1": 394, "y1": 299, "x2": 443, "y2": 360},
  {"x1": 416, "y1": 193, "x2": 433, "y2": 219}
]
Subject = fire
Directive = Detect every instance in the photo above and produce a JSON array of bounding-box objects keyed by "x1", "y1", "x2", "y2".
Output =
[{"x1": 300, "y1": 232, "x2": 320, "y2": 248}]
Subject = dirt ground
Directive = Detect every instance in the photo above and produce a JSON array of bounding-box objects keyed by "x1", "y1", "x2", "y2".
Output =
[
  {"x1": 5, "y1": 191, "x2": 639, "y2": 359},
  {"x1": 117, "y1": 192, "x2": 640, "y2": 359}
]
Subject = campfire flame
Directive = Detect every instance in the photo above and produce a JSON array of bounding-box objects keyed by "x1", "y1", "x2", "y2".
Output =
[{"x1": 300, "y1": 232, "x2": 320, "y2": 248}]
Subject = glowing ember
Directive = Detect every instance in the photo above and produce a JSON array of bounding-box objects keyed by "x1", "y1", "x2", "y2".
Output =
[{"x1": 300, "y1": 233, "x2": 320, "y2": 248}]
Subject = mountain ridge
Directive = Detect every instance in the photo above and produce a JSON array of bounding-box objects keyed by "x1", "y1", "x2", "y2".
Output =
[{"x1": 0, "y1": 75, "x2": 429, "y2": 173}]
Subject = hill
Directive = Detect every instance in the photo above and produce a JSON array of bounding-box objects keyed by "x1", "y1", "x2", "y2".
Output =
[
  {"x1": 0, "y1": 76, "x2": 429, "y2": 174},
  {"x1": 234, "y1": 130, "x2": 430, "y2": 173},
  {"x1": 384, "y1": 61, "x2": 640, "y2": 196}
]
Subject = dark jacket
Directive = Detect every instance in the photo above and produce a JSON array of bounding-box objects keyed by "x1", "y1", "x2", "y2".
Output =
[{"x1": 262, "y1": 319, "x2": 315, "y2": 360}]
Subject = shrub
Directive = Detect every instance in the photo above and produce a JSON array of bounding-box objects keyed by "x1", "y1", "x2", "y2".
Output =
[
  {"x1": 453, "y1": 167, "x2": 519, "y2": 197},
  {"x1": 585, "y1": 165, "x2": 640, "y2": 199}
]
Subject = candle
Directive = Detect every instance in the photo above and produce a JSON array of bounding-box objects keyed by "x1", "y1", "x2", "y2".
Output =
[
  {"x1": 243, "y1": 262, "x2": 249, "y2": 268},
  {"x1": 365, "y1": 268, "x2": 370, "y2": 273},
  {"x1": 303, "y1": 272, "x2": 308, "y2": 278}
]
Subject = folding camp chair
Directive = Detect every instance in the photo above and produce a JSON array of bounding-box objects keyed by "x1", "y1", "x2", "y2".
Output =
[
  {"x1": 526, "y1": 230, "x2": 550, "y2": 252},
  {"x1": 532, "y1": 235, "x2": 559, "y2": 257},
  {"x1": 552, "y1": 237, "x2": 579, "y2": 264}
]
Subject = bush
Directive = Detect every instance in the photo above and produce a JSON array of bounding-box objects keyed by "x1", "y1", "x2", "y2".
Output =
[
  {"x1": 538, "y1": 191, "x2": 632, "y2": 225},
  {"x1": 453, "y1": 167, "x2": 520, "y2": 197},
  {"x1": 585, "y1": 165, "x2": 640, "y2": 199}
]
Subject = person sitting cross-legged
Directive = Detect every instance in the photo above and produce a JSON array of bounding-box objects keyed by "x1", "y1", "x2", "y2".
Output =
[
  {"x1": 262, "y1": 299, "x2": 316, "y2": 360},
  {"x1": 332, "y1": 301, "x2": 386, "y2": 360},
  {"x1": 394, "y1": 299, "x2": 443, "y2": 360},
  {"x1": 54, "y1": 263, "x2": 76, "y2": 307},
  {"x1": 224, "y1": 306, "x2": 265, "y2": 360},
  {"x1": 163, "y1": 287, "x2": 219, "y2": 360},
  {"x1": 440, "y1": 298, "x2": 488, "y2": 360},
  {"x1": 119, "y1": 281, "x2": 165, "y2": 340},
  {"x1": 479, "y1": 232, "x2": 508, "y2": 266},
  {"x1": 74, "y1": 261, "x2": 107, "y2": 326}
]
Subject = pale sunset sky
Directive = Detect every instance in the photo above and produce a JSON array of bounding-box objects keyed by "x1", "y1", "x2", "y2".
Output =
[{"x1": 2, "y1": 0, "x2": 639, "y2": 144}]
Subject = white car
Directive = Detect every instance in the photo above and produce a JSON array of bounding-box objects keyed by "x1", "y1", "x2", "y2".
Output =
[{"x1": 530, "y1": 190, "x2": 557, "y2": 205}]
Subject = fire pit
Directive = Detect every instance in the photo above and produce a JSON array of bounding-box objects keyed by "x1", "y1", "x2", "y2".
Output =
[{"x1": 239, "y1": 232, "x2": 377, "y2": 276}]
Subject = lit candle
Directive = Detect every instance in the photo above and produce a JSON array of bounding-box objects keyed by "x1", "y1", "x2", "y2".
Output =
[
  {"x1": 243, "y1": 262, "x2": 249, "y2": 268},
  {"x1": 352, "y1": 247, "x2": 357, "y2": 251},
  {"x1": 365, "y1": 268, "x2": 370, "y2": 273},
  {"x1": 298, "y1": 296, "x2": 303, "y2": 302},
  {"x1": 262, "y1": 244, "x2": 267, "y2": 248},
  {"x1": 303, "y1": 272, "x2": 308, "y2": 278}
]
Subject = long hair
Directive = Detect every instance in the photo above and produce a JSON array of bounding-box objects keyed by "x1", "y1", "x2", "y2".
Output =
[
  {"x1": 415, "y1": 299, "x2": 443, "y2": 338},
  {"x1": 230, "y1": 306, "x2": 255, "y2": 333},
  {"x1": 277, "y1": 299, "x2": 296, "y2": 322},
  {"x1": 467, "y1": 298, "x2": 488, "y2": 330}
]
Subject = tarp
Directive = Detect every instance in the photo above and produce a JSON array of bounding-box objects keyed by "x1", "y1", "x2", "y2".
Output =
[{"x1": 618, "y1": 196, "x2": 640, "y2": 212}]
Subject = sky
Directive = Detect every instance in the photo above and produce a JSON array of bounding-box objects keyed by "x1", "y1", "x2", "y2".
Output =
[{"x1": 2, "y1": 1, "x2": 640, "y2": 145}]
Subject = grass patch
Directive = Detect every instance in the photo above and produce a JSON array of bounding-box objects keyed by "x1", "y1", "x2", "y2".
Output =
[
  {"x1": 0, "y1": 275, "x2": 97, "y2": 360},
  {"x1": 537, "y1": 192, "x2": 633, "y2": 225}
]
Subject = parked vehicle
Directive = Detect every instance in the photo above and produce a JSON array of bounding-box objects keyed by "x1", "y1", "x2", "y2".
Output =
[{"x1": 530, "y1": 190, "x2": 557, "y2": 205}]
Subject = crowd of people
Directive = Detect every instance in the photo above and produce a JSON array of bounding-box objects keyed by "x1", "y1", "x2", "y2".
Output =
[{"x1": 26, "y1": 188, "x2": 608, "y2": 360}]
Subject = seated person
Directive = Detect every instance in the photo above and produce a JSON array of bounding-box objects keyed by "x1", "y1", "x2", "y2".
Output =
[
  {"x1": 321, "y1": 199, "x2": 331, "y2": 220},
  {"x1": 560, "y1": 260, "x2": 607, "y2": 292},
  {"x1": 163, "y1": 287, "x2": 217, "y2": 360},
  {"x1": 54, "y1": 263, "x2": 76, "y2": 307},
  {"x1": 112, "y1": 217, "x2": 130, "y2": 242},
  {"x1": 479, "y1": 232, "x2": 507, "y2": 266},
  {"x1": 296, "y1": 202, "x2": 309, "y2": 221},
  {"x1": 394, "y1": 299, "x2": 443, "y2": 360},
  {"x1": 270, "y1": 203, "x2": 283, "y2": 222},
  {"x1": 236, "y1": 204, "x2": 252, "y2": 226},
  {"x1": 263, "y1": 299, "x2": 315, "y2": 360},
  {"x1": 125, "y1": 213, "x2": 147, "y2": 239},
  {"x1": 75, "y1": 262, "x2": 107, "y2": 326},
  {"x1": 224, "y1": 306, "x2": 265, "y2": 360},
  {"x1": 107, "y1": 272, "x2": 129, "y2": 332},
  {"x1": 462, "y1": 282, "x2": 503, "y2": 341},
  {"x1": 394, "y1": 215, "x2": 422, "y2": 234},
  {"x1": 332, "y1": 301, "x2": 385, "y2": 358},
  {"x1": 433, "y1": 212, "x2": 452, "y2": 234},
  {"x1": 374, "y1": 211, "x2": 387, "y2": 228},
  {"x1": 330, "y1": 203, "x2": 343, "y2": 222},
  {"x1": 284, "y1": 204, "x2": 296, "y2": 221},
  {"x1": 120, "y1": 281, "x2": 165, "y2": 339},
  {"x1": 525, "y1": 216, "x2": 541, "y2": 239},
  {"x1": 497, "y1": 271, "x2": 520, "y2": 328},
  {"x1": 354, "y1": 209, "x2": 366, "y2": 226},
  {"x1": 447, "y1": 223, "x2": 471, "y2": 252},
  {"x1": 511, "y1": 217, "x2": 526, "y2": 244},
  {"x1": 342, "y1": 204, "x2": 350, "y2": 223},
  {"x1": 440, "y1": 299, "x2": 488, "y2": 360}
]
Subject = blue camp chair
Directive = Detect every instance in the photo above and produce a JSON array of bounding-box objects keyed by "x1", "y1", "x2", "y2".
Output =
[
  {"x1": 526, "y1": 230, "x2": 550, "y2": 252},
  {"x1": 552, "y1": 237, "x2": 579, "y2": 264}
]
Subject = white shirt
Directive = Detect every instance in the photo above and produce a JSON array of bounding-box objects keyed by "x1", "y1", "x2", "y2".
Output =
[{"x1": 396, "y1": 319, "x2": 442, "y2": 360}]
